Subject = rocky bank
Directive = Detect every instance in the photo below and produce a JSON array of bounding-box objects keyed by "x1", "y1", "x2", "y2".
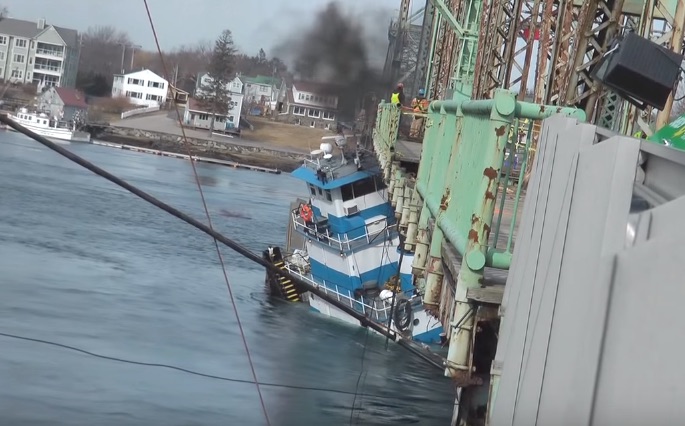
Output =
[{"x1": 97, "y1": 126, "x2": 304, "y2": 172}]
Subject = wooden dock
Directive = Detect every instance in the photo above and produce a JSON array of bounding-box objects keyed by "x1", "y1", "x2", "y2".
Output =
[{"x1": 92, "y1": 141, "x2": 281, "y2": 174}]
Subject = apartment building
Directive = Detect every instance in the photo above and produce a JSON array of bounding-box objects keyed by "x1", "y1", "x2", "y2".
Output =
[{"x1": 0, "y1": 17, "x2": 80, "y2": 88}]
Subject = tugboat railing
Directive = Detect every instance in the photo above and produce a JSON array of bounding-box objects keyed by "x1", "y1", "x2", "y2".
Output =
[
  {"x1": 290, "y1": 209, "x2": 393, "y2": 251},
  {"x1": 282, "y1": 263, "x2": 393, "y2": 323}
]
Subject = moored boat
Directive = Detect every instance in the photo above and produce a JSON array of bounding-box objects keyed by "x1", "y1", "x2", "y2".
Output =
[{"x1": 7, "y1": 108, "x2": 91, "y2": 143}]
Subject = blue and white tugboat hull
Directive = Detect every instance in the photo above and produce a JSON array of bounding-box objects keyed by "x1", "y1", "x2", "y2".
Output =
[{"x1": 263, "y1": 135, "x2": 443, "y2": 346}]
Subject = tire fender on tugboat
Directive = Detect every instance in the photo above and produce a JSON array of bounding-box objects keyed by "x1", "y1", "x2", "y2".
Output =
[{"x1": 394, "y1": 298, "x2": 413, "y2": 331}]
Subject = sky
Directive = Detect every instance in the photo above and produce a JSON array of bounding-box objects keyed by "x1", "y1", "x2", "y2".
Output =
[{"x1": 3, "y1": 0, "x2": 406, "y2": 56}]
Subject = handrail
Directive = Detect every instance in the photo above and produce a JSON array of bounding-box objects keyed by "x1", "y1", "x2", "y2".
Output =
[
  {"x1": 35, "y1": 48, "x2": 63, "y2": 57},
  {"x1": 282, "y1": 264, "x2": 393, "y2": 322},
  {"x1": 34, "y1": 64, "x2": 61, "y2": 72},
  {"x1": 290, "y1": 209, "x2": 391, "y2": 251},
  {"x1": 301, "y1": 157, "x2": 345, "y2": 182}
]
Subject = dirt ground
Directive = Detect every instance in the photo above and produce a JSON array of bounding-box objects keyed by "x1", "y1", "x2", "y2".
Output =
[
  {"x1": 98, "y1": 134, "x2": 303, "y2": 172},
  {"x1": 240, "y1": 117, "x2": 335, "y2": 151}
]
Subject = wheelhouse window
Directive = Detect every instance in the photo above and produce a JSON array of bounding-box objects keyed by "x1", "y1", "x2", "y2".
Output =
[
  {"x1": 341, "y1": 177, "x2": 386, "y2": 201},
  {"x1": 352, "y1": 177, "x2": 377, "y2": 198},
  {"x1": 325, "y1": 190, "x2": 332, "y2": 201},
  {"x1": 309, "y1": 184, "x2": 316, "y2": 196},
  {"x1": 341, "y1": 184, "x2": 354, "y2": 201},
  {"x1": 374, "y1": 175, "x2": 387, "y2": 191}
]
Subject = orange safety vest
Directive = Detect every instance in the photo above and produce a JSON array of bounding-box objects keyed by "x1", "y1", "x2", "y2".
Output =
[
  {"x1": 411, "y1": 97, "x2": 430, "y2": 113},
  {"x1": 300, "y1": 204, "x2": 313, "y2": 222}
]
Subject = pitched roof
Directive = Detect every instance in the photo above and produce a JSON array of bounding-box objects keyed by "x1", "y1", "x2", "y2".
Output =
[
  {"x1": 55, "y1": 87, "x2": 87, "y2": 108},
  {"x1": 292, "y1": 80, "x2": 342, "y2": 95},
  {"x1": 0, "y1": 18, "x2": 78, "y2": 46},
  {"x1": 243, "y1": 75, "x2": 280, "y2": 86},
  {"x1": 0, "y1": 17, "x2": 42, "y2": 39},
  {"x1": 116, "y1": 69, "x2": 167, "y2": 82},
  {"x1": 187, "y1": 98, "x2": 229, "y2": 116},
  {"x1": 53, "y1": 25, "x2": 79, "y2": 47}
]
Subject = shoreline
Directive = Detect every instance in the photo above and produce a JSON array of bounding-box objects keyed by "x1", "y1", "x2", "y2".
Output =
[{"x1": 97, "y1": 133, "x2": 304, "y2": 173}]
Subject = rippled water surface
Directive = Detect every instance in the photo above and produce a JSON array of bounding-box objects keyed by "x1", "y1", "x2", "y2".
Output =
[{"x1": 0, "y1": 131, "x2": 454, "y2": 425}]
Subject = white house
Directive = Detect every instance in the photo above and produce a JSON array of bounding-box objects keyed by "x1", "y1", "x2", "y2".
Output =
[
  {"x1": 183, "y1": 98, "x2": 240, "y2": 135},
  {"x1": 195, "y1": 72, "x2": 243, "y2": 97},
  {"x1": 194, "y1": 73, "x2": 244, "y2": 129},
  {"x1": 111, "y1": 69, "x2": 168, "y2": 107},
  {"x1": 283, "y1": 80, "x2": 339, "y2": 129},
  {"x1": 243, "y1": 75, "x2": 285, "y2": 114}
]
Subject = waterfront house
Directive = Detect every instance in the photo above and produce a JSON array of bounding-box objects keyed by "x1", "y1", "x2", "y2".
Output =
[
  {"x1": 0, "y1": 17, "x2": 80, "y2": 88},
  {"x1": 281, "y1": 80, "x2": 339, "y2": 129},
  {"x1": 194, "y1": 72, "x2": 244, "y2": 118},
  {"x1": 111, "y1": 69, "x2": 168, "y2": 107},
  {"x1": 243, "y1": 75, "x2": 285, "y2": 114},
  {"x1": 37, "y1": 86, "x2": 87, "y2": 122},
  {"x1": 195, "y1": 72, "x2": 243, "y2": 97},
  {"x1": 183, "y1": 98, "x2": 240, "y2": 135}
]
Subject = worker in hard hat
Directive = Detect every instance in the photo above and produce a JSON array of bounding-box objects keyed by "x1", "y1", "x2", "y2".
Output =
[
  {"x1": 409, "y1": 88, "x2": 430, "y2": 138},
  {"x1": 390, "y1": 83, "x2": 405, "y2": 107}
]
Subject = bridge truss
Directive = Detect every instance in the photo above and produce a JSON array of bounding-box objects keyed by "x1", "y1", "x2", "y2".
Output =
[{"x1": 393, "y1": 0, "x2": 685, "y2": 132}]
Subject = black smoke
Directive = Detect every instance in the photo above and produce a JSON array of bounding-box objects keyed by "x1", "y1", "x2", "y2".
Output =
[{"x1": 277, "y1": 2, "x2": 392, "y2": 122}]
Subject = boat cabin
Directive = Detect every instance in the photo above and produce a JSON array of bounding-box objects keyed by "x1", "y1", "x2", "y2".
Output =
[
  {"x1": 291, "y1": 136, "x2": 396, "y2": 251},
  {"x1": 15, "y1": 111, "x2": 51, "y2": 127},
  {"x1": 13, "y1": 108, "x2": 73, "y2": 130}
]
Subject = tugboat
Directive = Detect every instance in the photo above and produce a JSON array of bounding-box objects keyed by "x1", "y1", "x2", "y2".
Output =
[
  {"x1": 263, "y1": 133, "x2": 443, "y2": 344},
  {"x1": 7, "y1": 108, "x2": 91, "y2": 143}
]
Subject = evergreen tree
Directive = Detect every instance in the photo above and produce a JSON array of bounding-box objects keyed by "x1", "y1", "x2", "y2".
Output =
[{"x1": 198, "y1": 29, "x2": 236, "y2": 136}]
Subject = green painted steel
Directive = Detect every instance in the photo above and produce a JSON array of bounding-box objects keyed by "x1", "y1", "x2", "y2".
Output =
[
  {"x1": 648, "y1": 113, "x2": 685, "y2": 151},
  {"x1": 372, "y1": 88, "x2": 586, "y2": 379},
  {"x1": 372, "y1": 0, "x2": 587, "y2": 388}
]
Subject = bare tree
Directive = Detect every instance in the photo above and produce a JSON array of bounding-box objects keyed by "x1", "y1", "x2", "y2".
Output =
[
  {"x1": 131, "y1": 40, "x2": 212, "y2": 94},
  {"x1": 77, "y1": 26, "x2": 133, "y2": 95},
  {"x1": 234, "y1": 49, "x2": 288, "y2": 78}
]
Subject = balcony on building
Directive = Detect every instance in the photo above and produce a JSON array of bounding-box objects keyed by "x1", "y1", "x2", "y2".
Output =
[
  {"x1": 32, "y1": 71, "x2": 60, "y2": 87},
  {"x1": 34, "y1": 58, "x2": 62, "y2": 75},
  {"x1": 35, "y1": 42, "x2": 65, "y2": 59}
]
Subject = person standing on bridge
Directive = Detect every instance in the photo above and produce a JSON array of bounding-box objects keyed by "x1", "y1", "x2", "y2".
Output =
[
  {"x1": 390, "y1": 83, "x2": 405, "y2": 107},
  {"x1": 409, "y1": 88, "x2": 430, "y2": 139}
]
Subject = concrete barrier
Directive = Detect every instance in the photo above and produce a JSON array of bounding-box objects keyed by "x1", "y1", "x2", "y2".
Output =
[{"x1": 121, "y1": 105, "x2": 161, "y2": 119}]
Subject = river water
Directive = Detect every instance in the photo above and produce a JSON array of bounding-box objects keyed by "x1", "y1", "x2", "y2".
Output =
[{"x1": 0, "y1": 131, "x2": 454, "y2": 426}]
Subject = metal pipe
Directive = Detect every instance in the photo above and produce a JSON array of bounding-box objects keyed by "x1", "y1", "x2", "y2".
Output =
[
  {"x1": 120, "y1": 44, "x2": 126, "y2": 74},
  {"x1": 430, "y1": 98, "x2": 586, "y2": 121}
]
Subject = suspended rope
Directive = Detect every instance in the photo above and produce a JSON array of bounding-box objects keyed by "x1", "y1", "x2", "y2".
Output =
[
  {"x1": 140, "y1": 1, "x2": 270, "y2": 422},
  {"x1": 0, "y1": 113, "x2": 444, "y2": 371},
  {"x1": 0, "y1": 331, "x2": 426, "y2": 401}
]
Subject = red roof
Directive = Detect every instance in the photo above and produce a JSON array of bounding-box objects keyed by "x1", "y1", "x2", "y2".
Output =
[{"x1": 55, "y1": 87, "x2": 88, "y2": 109}]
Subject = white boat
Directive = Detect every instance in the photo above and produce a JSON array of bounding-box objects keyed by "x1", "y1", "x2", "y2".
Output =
[{"x1": 6, "y1": 108, "x2": 91, "y2": 143}]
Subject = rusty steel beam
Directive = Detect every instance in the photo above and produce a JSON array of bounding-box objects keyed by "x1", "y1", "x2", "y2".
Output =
[
  {"x1": 561, "y1": 0, "x2": 626, "y2": 121},
  {"x1": 545, "y1": 0, "x2": 577, "y2": 104}
]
